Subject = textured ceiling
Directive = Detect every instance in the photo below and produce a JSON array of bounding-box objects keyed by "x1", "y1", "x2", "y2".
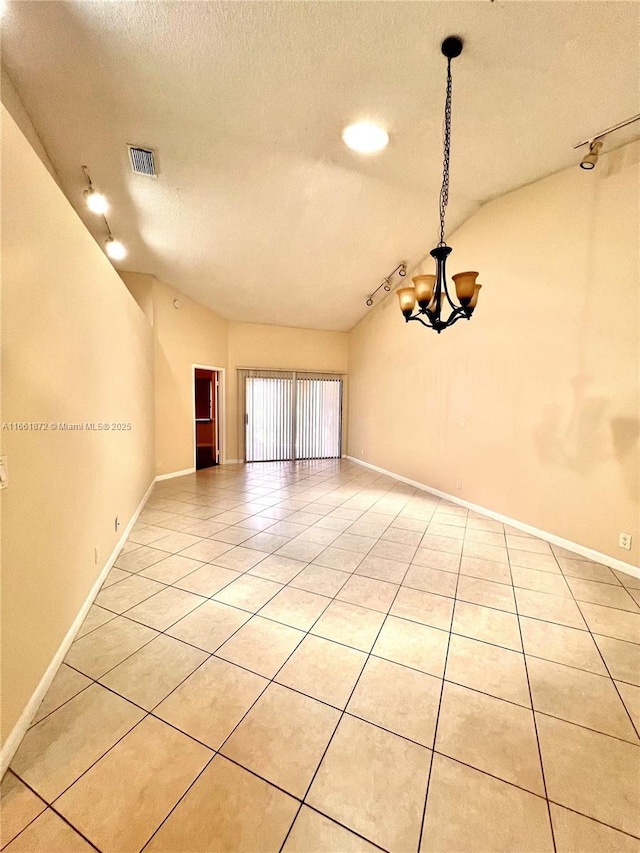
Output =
[{"x1": 2, "y1": 1, "x2": 639, "y2": 331}]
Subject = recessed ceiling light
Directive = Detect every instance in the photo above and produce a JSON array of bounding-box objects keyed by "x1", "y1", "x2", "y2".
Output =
[{"x1": 342, "y1": 122, "x2": 389, "y2": 154}]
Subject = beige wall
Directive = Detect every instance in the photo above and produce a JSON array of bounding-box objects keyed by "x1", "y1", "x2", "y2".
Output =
[
  {"x1": 1, "y1": 108, "x2": 155, "y2": 746},
  {"x1": 122, "y1": 271, "x2": 154, "y2": 326},
  {"x1": 121, "y1": 272, "x2": 229, "y2": 476},
  {"x1": 121, "y1": 274, "x2": 348, "y2": 472},
  {"x1": 1, "y1": 64, "x2": 58, "y2": 183},
  {"x1": 348, "y1": 141, "x2": 640, "y2": 566}
]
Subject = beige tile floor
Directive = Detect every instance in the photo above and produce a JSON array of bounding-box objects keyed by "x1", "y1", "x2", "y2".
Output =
[{"x1": 2, "y1": 460, "x2": 640, "y2": 852}]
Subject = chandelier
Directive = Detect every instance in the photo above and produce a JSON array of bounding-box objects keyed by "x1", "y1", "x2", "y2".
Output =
[{"x1": 397, "y1": 36, "x2": 482, "y2": 333}]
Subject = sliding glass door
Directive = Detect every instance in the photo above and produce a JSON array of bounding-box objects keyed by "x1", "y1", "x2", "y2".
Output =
[
  {"x1": 241, "y1": 370, "x2": 343, "y2": 463},
  {"x1": 245, "y1": 374, "x2": 294, "y2": 462},
  {"x1": 295, "y1": 376, "x2": 342, "y2": 460}
]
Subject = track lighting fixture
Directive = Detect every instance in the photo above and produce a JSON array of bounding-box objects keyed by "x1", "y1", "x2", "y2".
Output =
[
  {"x1": 82, "y1": 166, "x2": 126, "y2": 262},
  {"x1": 83, "y1": 188, "x2": 109, "y2": 214},
  {"x1": 573, "y1": 113, "x2": 640, "y2": 171},
  {"x1": 366, "y1": 262, "x2": 407, "y2": 306},
  {"x1": 82, "y1": 166, "x2": 109, "y2": 214},
  {"x1": 397, "y1": 36, "x2": 482, "y2": 333},
  {"x1": 580, "y1": 139, "x2": 603, "y2": 171}
]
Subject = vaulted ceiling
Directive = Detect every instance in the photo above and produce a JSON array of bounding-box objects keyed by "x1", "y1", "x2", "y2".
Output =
[{"x1": 2, "y1": 1, "x2": 638, "y2": 330}]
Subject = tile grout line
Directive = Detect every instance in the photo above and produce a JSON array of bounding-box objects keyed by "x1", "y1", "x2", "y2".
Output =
[
  {"x1": 553, "y1": 554, "x2": 640, "y2": 743},
  {"x1": 12, "y1": 461, "x2": 639, "y2": 851},
  {"x1": 137, "y1": 494, "x2": 404, "y2": 722},
  {"x1": 108, "y1": 517, "x2": 640, "y2": 638},
  {"x1": 13, "y1": 470, "x2": 353, "y2": 813},
  {"x1": 278, "y1": 518, "x2": 417, "y2": 853},
  {"x1": 13, "y1": 673, "x2": 640, "y2": 850},
  {"x1": 3, "y1": 792, "x2": 102, "y2": 852},
  {"x1": 94, "y1": 486, "x2": 426, "y2": 697},
  {"x1": 53, "y1": 473, "x2": 640, "y2": 711},
  {"x1": 19, "y1": 464, "x2": 369, "y2": 847},
  {"x1": 65, "y1": 645, "x2": 640, "y2": 760},
  {"x1": 98, "y1": 555, "x2": 634, "y2": 648},
  {"x1": 66, "y1": 503, "x2": 418, "y2": 686},
  {"x1": 298, "y1": 802, "x2": 390, "y2": 852},
  {"x1": 416, "y1": 499, "x2": 465, "y2": 853},
  {"x1": 142, "y1": 527, "x2": 396, "y2": 844},
  {"x1": 141, "y1": 482, "x2": 417, "y2": 852},
  {"x1": 506, "y1": 524, "x2": 557, "y2": 853},
  {"x1": 68, "y1": 548, "x2": 315, "y2": 690}
]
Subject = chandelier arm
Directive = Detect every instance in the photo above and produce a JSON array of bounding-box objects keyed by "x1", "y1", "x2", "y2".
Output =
[
  {"x1": 442, "y1": 281, "x2": 458, "y2": 312},
  {"x1": 439, "y1": 259, "x2": 458, "y2": 313},
  {"x1": 406, "y1": 313, "x2": 436, "y2": 329},
  {"x1": 442, "y1": 308, "x2": 471, "y2": 328}
]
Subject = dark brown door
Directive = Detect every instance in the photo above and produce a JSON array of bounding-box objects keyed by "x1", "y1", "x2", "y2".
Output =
[{"x1": 195, "y1": 368, "x2": 219, "y2": 469}]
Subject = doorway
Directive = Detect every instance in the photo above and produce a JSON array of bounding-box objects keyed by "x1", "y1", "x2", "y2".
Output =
[{"x1": 193, "y1": 367, "x2": 221, "y2": 469}]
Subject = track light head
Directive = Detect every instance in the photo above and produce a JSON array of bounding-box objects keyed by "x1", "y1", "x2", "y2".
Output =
[
  {"x1": 83, "y1": 188, "x2": 109, "y2": 214},
  {"x1": 580, "y1": 139, "x2": 603, "y2": 170},
  {"x1": 105, "y1": 237, "x2": 127, "y2": 261}
]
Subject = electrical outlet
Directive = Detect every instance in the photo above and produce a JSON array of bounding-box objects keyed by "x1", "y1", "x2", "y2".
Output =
[
  {"x1": 456, "y1": 480, "x2": 463, "y2": 490},
  {"x1": 156, "y1": 461, "x2": 162, "y2": 469},
  {"x1": 618, "y1": 532, "x2": 632, "y2": 551},
  {"x1": 115, "y1": 516, "x2": 120, "y2": 532},
  {"x1": 94, "y1": 545, "x2": 100, "y2": 564},
  {"x1": 459, "y1": 418, "x2": 466, "y2": 428}
]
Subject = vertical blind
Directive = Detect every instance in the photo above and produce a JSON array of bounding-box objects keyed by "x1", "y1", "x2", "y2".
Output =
[{"x1": 239, "y1": 369, "x2": 343, "y2": 462}]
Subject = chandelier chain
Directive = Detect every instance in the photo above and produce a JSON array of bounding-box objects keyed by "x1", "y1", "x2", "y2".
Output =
[
  {"x1": 438, "y1": 57, "x2": 453, "y2": 246},
  {"x1": 397, "y1": 36, "x2": 481, "y2": 333}
]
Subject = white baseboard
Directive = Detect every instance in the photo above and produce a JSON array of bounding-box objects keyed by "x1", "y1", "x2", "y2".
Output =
[
  {"x1": 156, "y1": 462, "x2": 241, "y2": 479},
  {"x1": 0, "y1": 478, "x2": 156, "y2": 778},
  {"x1": 346, "y1": 456, "x2": 640, "y2": 580},
  {"x1": 155, "y1": 467, "x2": 196, "y2": 481}
]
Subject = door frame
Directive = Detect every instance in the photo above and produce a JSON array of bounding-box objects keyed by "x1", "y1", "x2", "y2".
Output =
[{"x1": 192, "y1": 364, "x2": 225, "y2": 469}]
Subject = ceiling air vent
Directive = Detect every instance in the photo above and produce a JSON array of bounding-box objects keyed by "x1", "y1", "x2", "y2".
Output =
[{"x1": 127, "y1": 145, "x2": 157, "y2": 177}]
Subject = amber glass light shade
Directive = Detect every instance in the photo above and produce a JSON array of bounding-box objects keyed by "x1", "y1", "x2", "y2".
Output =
[
  {"x1": 397, "y1": 287, "x2": 416, "y2": 314},
  {"x1": 452, "y1": 271, "x2": 479, "y2": 302},
  {"x1": 412, "y1": 274, "x2": 436, "y2": 305},
  {"x1": 469, "y1": 284, "x2": 482, "y2": 308}
]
